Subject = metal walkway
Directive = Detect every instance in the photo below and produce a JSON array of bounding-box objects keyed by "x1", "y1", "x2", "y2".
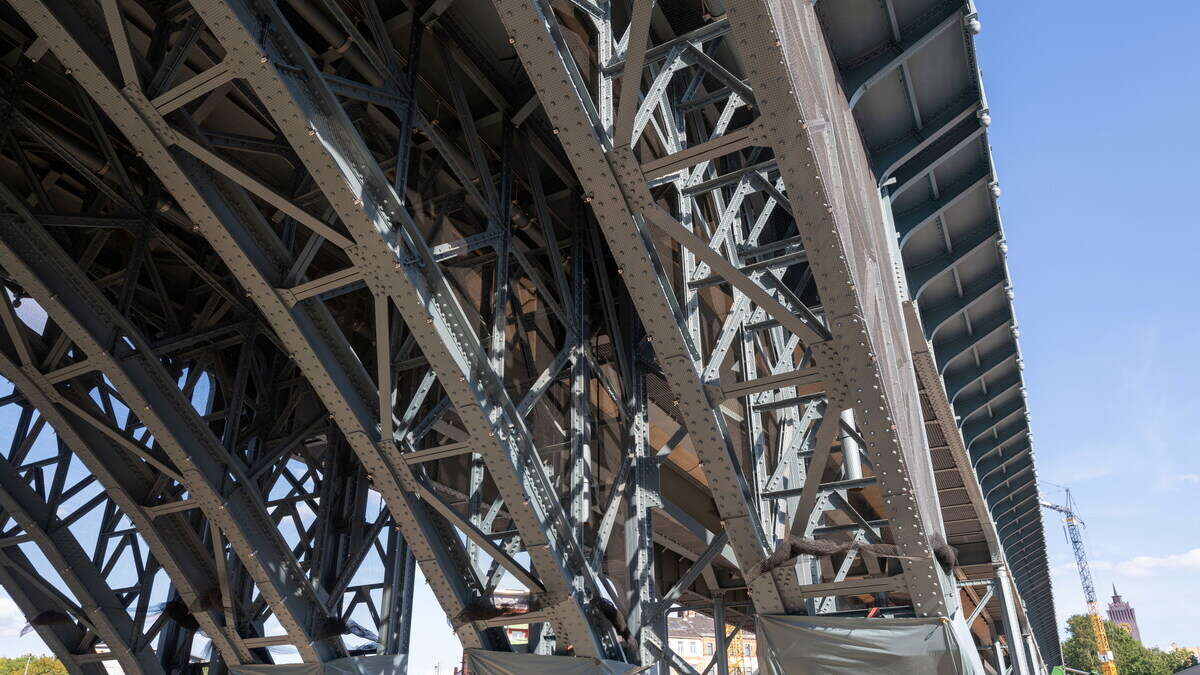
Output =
[{"x1": 0, "y1": 0, "x2": 1056, "y2": 672}]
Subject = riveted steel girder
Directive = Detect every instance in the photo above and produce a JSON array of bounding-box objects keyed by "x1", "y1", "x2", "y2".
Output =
[
  {"x1": 0, "y1": 201, "x2": 337, "y2": 660},
  {"x1": 0, "y1": 0, "x2": 1062, "y2": 668},
  {"x1": 0, "y1": 335, "x2": 249, "y2": 666},
  {"x1": 0, "y1": 552, "x2": 109, "y2": 675},
  {"x1": 185, "y1": 0, "x2": 618, "y2": 656},
  {"x1": 5, "y1": 0, "x2": 496, "y2": 652},
  {"x1": 0, "y1": 436, "x2": 163, "y2": 675},
  {"x1": 488, "y1": 0, "x2": 957, "y2": 619}
]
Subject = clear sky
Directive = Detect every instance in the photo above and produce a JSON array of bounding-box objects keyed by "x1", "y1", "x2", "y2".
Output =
[
  {"x1": 0, "y1": 0, "x2": 1197, "y2": 671},
  {"x1": 976, "y1": 0, "x2": 1200, "y2": 654}
]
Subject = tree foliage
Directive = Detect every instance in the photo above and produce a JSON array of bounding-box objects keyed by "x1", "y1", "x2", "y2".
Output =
[
  {"x1": 0, "y1": 654, "x2": 68, "y2": 675},
  {"x1": 1062, "y1": 614, "x2": 1197, "y2": 674},
  {"x1": 1171, "y1": 649, "x2": 1200, "y2": 670}
]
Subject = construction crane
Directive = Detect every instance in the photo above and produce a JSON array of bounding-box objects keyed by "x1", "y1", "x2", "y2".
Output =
[{"x1": 1040, "y1": 491, "x2": 1117, "y2": 675}]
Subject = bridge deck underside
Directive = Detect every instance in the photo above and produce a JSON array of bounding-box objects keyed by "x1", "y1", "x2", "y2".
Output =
[
  {"x1": 0, "y1": 0, "x2": 1055, "y2": 671},
  {"x1": 814, "y1": 0, "x2": 1057, "y2": 663}
]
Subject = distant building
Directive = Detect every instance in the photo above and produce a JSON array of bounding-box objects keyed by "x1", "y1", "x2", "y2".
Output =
[
  {"x1": 1106, "y1": 585, "x2": 1142, "y2": 644},
  {"x1": 668, "y1": 611, "x2": 757, "y2": 675},
  {"x1": 474, "y1": 588, "x2": 539, "y2": 651}
]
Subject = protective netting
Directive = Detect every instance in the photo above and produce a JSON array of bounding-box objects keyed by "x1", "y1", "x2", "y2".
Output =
[
  {"x1": 756, "y1": 614, "x2": 985, "y2": 674},
  {"x1": 230, "y1": 654, "x2": 407, "y2": 675},
  {"x1": 463, "y1": 650, "x2": 647, "y2": 675}
]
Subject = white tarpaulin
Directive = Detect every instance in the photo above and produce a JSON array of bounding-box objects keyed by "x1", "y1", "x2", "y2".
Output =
[
  {"x1": 230, "y1": 654, "x2": 407, "y2": 675},
  {"x1": 463, "y1": 650, "x2": 646, "y2": 675},
  {"x1": 756, "y1": 614, "x2": 985, "y2": 674}
]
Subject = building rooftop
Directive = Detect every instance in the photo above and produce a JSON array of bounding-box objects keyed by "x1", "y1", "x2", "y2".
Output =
[{"x1": 667, "y1": 612, "x2": 755, "y2": 641}]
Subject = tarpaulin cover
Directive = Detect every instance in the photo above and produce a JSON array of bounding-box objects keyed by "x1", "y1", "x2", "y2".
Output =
[
  {"x1": 463, "y1": 649, "x2": 645, "y2": 675},
  {"x1": 230, "y1": 654, "x2": 407, "y2": 675},
  {"x1": 756, "y1": 614, "x2": 985, "y2": 674}
]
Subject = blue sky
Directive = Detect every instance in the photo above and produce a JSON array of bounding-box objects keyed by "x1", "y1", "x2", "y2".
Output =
[
  {"x1": 0, "y1": 0, "x2": 1197, "y2": 671},
  {"x1": 977, "y1": 0, "x2": 1200, "y2": 653}
]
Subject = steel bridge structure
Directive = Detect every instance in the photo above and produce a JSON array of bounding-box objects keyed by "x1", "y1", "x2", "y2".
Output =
[{"x1": 0, "y1": 0, "x2": 1057, "y2": 672}]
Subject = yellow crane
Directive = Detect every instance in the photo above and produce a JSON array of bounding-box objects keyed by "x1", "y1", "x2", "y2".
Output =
[{"x1": 1040, "y1": 490, "x2": 1117, "y2": 675}]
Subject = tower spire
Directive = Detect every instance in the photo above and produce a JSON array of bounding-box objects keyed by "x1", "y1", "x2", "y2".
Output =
[{"x1": 1112, "y1": 584, "x2": 1119, "y2": 598}]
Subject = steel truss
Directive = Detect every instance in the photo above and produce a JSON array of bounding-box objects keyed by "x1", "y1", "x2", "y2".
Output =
[
  {"x1": 0, "y1": 6, "x2": 417, "y2": 661},
  {"x1": 0, "y1": 0, "x2": 1052, "y2": 671},
  {"x1": 491, "y1": 0, "x2": 956, "y2": 619}
]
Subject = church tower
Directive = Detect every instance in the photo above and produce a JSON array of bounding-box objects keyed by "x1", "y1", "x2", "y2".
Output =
[{"x1": 1106, "y1": 585, "x2": 1142, "y2": 644}]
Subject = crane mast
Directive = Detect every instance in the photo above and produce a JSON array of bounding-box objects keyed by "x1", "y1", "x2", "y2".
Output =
[{"x1": 1040, "y1": 494, "x2": 1117, "y2": 675}]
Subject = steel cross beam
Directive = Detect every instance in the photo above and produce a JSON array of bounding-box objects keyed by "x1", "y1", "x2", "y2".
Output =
[
  {"x1": 0, "y1": 207, "x2": 338, "y2": 659},
  {"x1": 0, "y1": 0, "x2": 1001, "y2": 669},
  {"x1": 491, "y1": 0, "x2": 793, "y2": 615},
  {"x1": 0, "y1": 334, "x2": 249, "y2": 667},
  {"x1": 6, "y1": 0, "x2": 492, "y2": 652},
  {"x1": 185, "y1": 0, "x2": 619, "y2": 656},
  {"x1": 491, "y1": 0, "x2": 957, "y2": 618},
  {"x1": 0, "y1": 430, "x2": 162, "y2": 674},
  {"x1": 0, "y1": 550, "x2": 109, "y2": 675},
  {"x1": 723, "y1": 0, "x2": 956, "y2": 617},
  {"x1": 843, "y1": 0, "x2": 966, "y2": 110},
  {"x1": 905, "y1": 305, "x2": 1001, "y2": 561},
  {"x1": 624, "y1": 363, "x2": 663, "y2": 666}
]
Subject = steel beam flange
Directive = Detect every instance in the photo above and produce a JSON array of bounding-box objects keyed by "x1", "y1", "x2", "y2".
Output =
[
  {"x1": 829, "y1": 314, "x2": 948, "y2": 615},
  {"x1": 0, "y1": 205, "x2": 336, "y2": 659},
  {"x1": 0, "y1": 450, "x2": 163, "y2": 675},
  {"x1": 6, "y1": 0, "x2": 490, "y2": 652},
  {"x1": 186, "y1": 0, "x2": 616, "y2": 656},
  {"x1": 722, "y1": 0, "x2": 955, "y2": 616},
  {"x1": 904, "y1": 302, "x2": 1003, "y2": 562},
  {"x1": 0, "y1": 347, "x2": 249, "y2": 665},
  {"x1": 0, "y1": 556, "x2": 101, "y2": 675},
  {"x1": 489, "y1": 0, "x2": 790, "y2": 615}
]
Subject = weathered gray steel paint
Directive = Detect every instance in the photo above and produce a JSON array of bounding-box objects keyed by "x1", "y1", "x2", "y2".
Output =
[{"x1": 0, "y1": 0, "x2": 1056, "y2": 670}]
